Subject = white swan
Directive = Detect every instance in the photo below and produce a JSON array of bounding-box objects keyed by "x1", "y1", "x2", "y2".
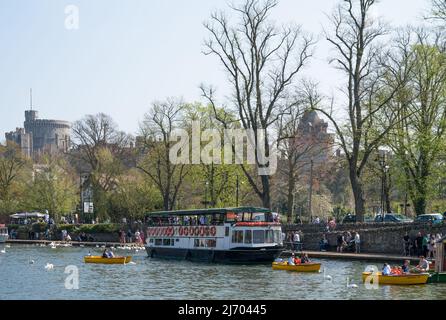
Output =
[
  {"x1": 323, "y1": 268, "x2": 332, "y2": 281},
  {"x1": 0, "y1": 249, "x2": 6, "y2": 254},
  {"x1": 5, "y1": 244, "x2": 10, "y2": 248},
  {"x1": 29, "y1": 259, "x2": 35, "y2": 264},
  {"x1": 346, "y1": 278, "x2": 358, "y2": 288},
  {"x1": 45, "y1": 263, "x2": 54, "y2": 270}
]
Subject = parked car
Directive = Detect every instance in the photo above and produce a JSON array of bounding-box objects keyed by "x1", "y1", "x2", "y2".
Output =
[
  {"x1": 341, "y1": 215, "x2": 374, "y2": 223},
  {"x1": 414, "y1": 214, "x2": 444, "y2": 225},
  {"x1": 374, "y1": 213, "x2": 413, "y2": 223},
  {"x1": 342, "y1": 214, "x2": 356, "y2": 224}
]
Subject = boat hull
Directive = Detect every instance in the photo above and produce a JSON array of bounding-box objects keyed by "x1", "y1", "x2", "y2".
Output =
[
  {"x1": 362, "y1": 272, "x2": 429, "y2": 285},
  {"x1": 272, "y1": 262, "x2": 321, "y2": 272},
  {"x1": 0, "y1": 234, "x2": 8, "y2": 243},
  {"x1": 84, "y1": 256, "x2": 132, "y2": 264},
  {"x1": 427, "y1": 272, "x2": 446, "y2": 283},
  {"x1": 145, "y1": 246, "x2": 283, "y2": 264}
]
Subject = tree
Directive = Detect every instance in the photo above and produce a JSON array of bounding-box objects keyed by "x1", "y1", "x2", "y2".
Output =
[
  {"x1": 71, "y1": 113, "x2": 132, "y2": 221},
  {"x1": 202, "y1": 0, "x2": 314, "y2": 208},
  {"x1": 430, "y1": 0, "x2": 446, "y2": 22},
  {"x1": 0, "y1": 143, "x2": 28, "y2": 215},
  {"x1": 387, "y1": 30, "x2": 446, "y2": 215},
  {"x1": 276, "y1": 84, "x2": 327, "y2": 222},
  {"x1": 312, "y1": 0, "x2": 410, "y2": 221},
  {"x1": 137, "y1": 98, "x2": 189, "y2": 211},
  {"x1": 26, "y1": 155, "x2": 78, "y2": 222}
]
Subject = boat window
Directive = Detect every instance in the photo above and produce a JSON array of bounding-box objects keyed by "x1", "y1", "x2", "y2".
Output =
[
  {"x1": 199, "y1": 239, "x2": 206, "y2": 247},
  {"x1": 232, "y1": 230, "x2": 244, "y2": 243},
  {"x1": 149, "y1": 239, "x2": 154, "y2": 243},
  {"x1": 163, "y1": 239, "x2": 171, "y2": 246},
  {"x1": 273, "y1": 230, "x2": 281, "y2": 243},
  {"x1": 225, "y1": 227, "x2": 229, "y2": 237},
  {"x1": 242, "y1": 212, "x2": 251, "y2": 221},
  {"x1": 253, "y1": 230, "x2": 265, "y2": 244},
  {"x1": 206, "y1": 239, "x2": 216, "y2": 248},
  {"x1": 265, "y1": 230, "x2": 274, "y2": 243},
  {"x1": 244, "y1": 230, "x2": 252, "y2": 244},
  {"x1": 155, "y1": 239, "x2": 162, "y2": 246},
  {"x1": 194, "y1": 239, "x2": 200, "y2": 247},
  {"x1": 252, "y1": 213, "x2": 265, "y2": 222}
]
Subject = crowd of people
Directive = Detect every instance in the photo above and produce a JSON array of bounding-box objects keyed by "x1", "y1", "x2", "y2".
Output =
[
  {"x1": 119, "y1": 229, "x2": 145, "y2": 245},
  {"x1": 403, "y1": 232, "x2": 442, "y2": 258}
]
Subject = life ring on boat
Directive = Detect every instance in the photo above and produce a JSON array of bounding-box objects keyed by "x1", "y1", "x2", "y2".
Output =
[
  {"x1": 189, "y1": 226, "x2": 194, "y2": 236},
  {"x1": 194, "y1": 226, "x2": 200, "y2": 236},
  {"x1": 179, "y1": 227, "x2": 184, "y2": 236},
  {"x1": 156, "y1": 228, "x2": 160, "y2": 236},
  {"x1": 210, "y1": 226, "x2": 217, "y2": 236},
  {"x1": 205, "y1": 226, "x2": 210, "y2": 236},
  {"x1": 199, "y1": 227, "x2": 205, "y2": 237},
  {"x1": 149, "y1": 228, "x2": 154, "y2": 237},
  {"x1": 168, "y1": 226, "x2": 174, "y2": 236},
  {"x1": 183, "y1": 227, "x2": 189, "y2": 236}
]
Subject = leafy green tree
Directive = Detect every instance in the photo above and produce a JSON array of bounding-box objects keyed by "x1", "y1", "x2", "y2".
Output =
[
  {"x1": 388, "y1": 30, "x2": 446, "y2": 215},
  {"x1": 25, "y1": 155, "x2": 78, "y2": 222}
]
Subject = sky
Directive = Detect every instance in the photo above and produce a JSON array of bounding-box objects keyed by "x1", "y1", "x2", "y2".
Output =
[{"x1": 0, "y1": 0, "x2": 430, "y2": 140}]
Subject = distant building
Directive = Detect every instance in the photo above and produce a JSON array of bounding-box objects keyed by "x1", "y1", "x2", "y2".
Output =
[
  {"x1": 295, "y1": 110, "x2": 335, "y2": 164},
  {"x1": 5, "y1": 109, "x2": 71, "y2": 157}
]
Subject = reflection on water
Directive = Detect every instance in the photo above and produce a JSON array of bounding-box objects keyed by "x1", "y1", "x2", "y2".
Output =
[{"x1": 0, "y1": 244, "x2": 445, "y2": 300}]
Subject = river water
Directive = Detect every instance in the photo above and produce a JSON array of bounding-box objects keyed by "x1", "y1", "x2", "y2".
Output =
[{"x1": 0, "y1": 244, "x2": 445, "y2": 300}]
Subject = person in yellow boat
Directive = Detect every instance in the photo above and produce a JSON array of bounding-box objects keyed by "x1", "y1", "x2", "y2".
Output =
[
  {"x1": 401, "y1": 260, "x2": 410, "y2": 274},
  {"x1": 288, "y1": 253, "x2": 296, "y2": 265},
  {"x1": 413, "y1": 256, "x2": 429, "y2": 273},
  {"x1": 382, "y1": 263, "x2": 392, "y2": 275},
  {"x1": 300, "y1": 253, "x2": 310, "y2": 264}
]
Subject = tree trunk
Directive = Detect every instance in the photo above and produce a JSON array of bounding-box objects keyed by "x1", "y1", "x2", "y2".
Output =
[
  {"x1": 261, "y1": 175, "x2": 271, "y2": 209},
  {"x1": 413, "y1": 197, "x2": 427, "y2": 216},
  {"x1": 349, "y1": 168, "x2": 366, "y2": 222}
]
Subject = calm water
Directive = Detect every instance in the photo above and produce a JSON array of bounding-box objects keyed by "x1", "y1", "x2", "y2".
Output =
[{"x1": 0, "y1": 244, "x2": 445, "y2": 300}]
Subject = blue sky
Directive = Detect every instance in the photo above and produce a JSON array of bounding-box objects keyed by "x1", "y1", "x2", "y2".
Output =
[{"x1": 0, "y1": 0, "x2": 429, "y2": 139}]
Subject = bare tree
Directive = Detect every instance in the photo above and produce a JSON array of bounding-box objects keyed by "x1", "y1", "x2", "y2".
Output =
[
  {"x1": 431, "y1": 0, "x2": 446, "y2": 22},
  {"x1": 201, "y1": 0, "x2": 315, "y2": 208},
  {"x1": 312, "y1": 0, "x2": 411, "y2": 222},
  {"x1": 276, "y1": 83, "x2": 327, "y2": 222},
  {"x1": 137, "y1": 98, "x2": 189, "y2": 211}
]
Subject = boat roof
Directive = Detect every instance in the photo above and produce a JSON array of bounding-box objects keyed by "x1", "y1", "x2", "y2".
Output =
[
  {"x1": 10, "y1": 212, "x2": 45, "y2": 218},
  {"x1": 145, "y1": 207, "x2": 271, "y2": 217}
]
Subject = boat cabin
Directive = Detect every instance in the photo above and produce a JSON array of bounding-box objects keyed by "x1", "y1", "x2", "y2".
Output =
[
  {"x1": 144, "y1": 207, "x2": 284, "y2": 263},
  {"x1": 435, "y1": 236, "x2": 446, "y2": 273}
]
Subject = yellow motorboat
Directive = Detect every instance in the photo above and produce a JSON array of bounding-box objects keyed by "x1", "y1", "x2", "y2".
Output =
[
  {"x1": 362, "y1": 272, "x2": 429, "y2": 285},
  {"x1": 84, "y1": 256, "x2": 132, "y2": 264},
  {"x1": 272, "y1": 262, "x2": 321, "y2": 272}
]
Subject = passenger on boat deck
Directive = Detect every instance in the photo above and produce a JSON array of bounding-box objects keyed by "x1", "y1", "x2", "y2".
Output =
[
  {"x1": 288, "y1": 253, "x2": 296, "y2": 265},
  {"x1": 401, "y1": 260, "x2": 410, "y2": 273},
  {"x1": 382, "y1": 263, "x2": 392, "y2": 275},
  {"x1": 300, "y1": 253, "x2": 310, "y2": 264},
  {"x1": 102, "y1": 249, "x2": 108, "y2": 258}
]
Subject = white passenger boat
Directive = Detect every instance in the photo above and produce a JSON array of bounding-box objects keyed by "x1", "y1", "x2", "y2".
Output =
[{"x1": 144, "y1": 207, "x2": 284, "y2": 264}]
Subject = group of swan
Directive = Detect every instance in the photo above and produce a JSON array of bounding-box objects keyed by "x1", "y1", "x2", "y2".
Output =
[{"x1": 322, "y1": 268, "x2": 358, "y2": 288}]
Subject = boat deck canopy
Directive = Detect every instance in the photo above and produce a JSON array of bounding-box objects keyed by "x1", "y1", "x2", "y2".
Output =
[{"x1": 145, "y1": 207, "x2": 271, "y2": 217}]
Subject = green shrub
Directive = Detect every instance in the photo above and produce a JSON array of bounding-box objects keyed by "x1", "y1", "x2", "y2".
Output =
[
  {"x1": 56, "y1": 224, "x2": 79, "y2": 233},
  {"x1": 32, "y1": 222, "x2": 47, "y2": 233},
  {"x1": 7, "y1": 224, "x2": 20, "y2": 232},
  {"x1": 78, "y1": 223, "x2": 121, "y2": 234}
]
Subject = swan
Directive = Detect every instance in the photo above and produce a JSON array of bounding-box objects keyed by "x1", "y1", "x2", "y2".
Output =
[
  {"x1": 29, "y1": 258, "x2": 35, "y2": 264},
  {"x1": 346, "y1": 278, "x2": 358, "y2": 288},
  {"x1": 0, "y1": 249, "x2": 6, "y2": 254},
  {"x1": 323, "y1": 268, "x2": 332, "y2": 281},
  {"x1": 5, "y1": 244, "x2": 10, "y2": 248},
  {"x1": 45, "y1": 263, "x2": 54, "y2": 270}
]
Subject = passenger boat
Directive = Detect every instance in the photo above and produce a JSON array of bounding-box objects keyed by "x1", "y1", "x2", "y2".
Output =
[
  {"x1": 144, "y1": 207, "x2": 284, "y2": 264},
  {"x1": 84, "y1": 256, "x2": 132, "y2": 264},
  {"x1": 272, "y1": 261, "x2": 321, "y2": 272},
  {"x1": 361, "y1": 272, "x2": 429, "y2": 285},
  {"x1": 0, "y1": 224, "x2": 9, "y2": 243}
]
